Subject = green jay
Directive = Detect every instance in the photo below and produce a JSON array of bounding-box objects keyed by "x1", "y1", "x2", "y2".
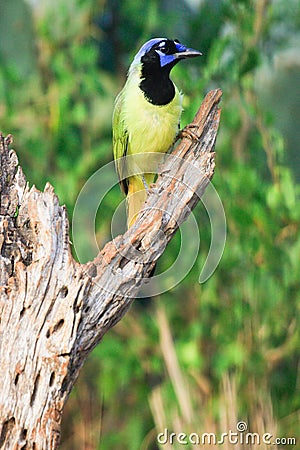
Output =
[{"x1": 113, "y1": 38, "x2": 202, "y2": 228}]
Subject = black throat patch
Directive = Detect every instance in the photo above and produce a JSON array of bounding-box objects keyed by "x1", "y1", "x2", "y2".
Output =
[{"x1": 139, "y1": 49, "x2": 176, "y2": 106}]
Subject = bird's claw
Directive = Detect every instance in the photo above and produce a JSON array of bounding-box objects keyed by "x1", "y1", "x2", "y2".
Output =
[{"x1": 179, "y1": 124, "x2": 199, "y2": 142}]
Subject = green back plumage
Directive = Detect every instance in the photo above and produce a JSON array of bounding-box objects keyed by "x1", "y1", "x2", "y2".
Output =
[{"x1": 112, "y1": 90, "x2": 129, "y2": 195}]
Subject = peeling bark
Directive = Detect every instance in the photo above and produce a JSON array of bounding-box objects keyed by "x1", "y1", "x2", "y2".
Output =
[{"x1": 0, "y1": 89, "x2": 222, "y2": 448}]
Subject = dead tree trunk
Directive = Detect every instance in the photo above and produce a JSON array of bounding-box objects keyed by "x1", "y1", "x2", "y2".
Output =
[{"x1": 0, "y1": 89, "x2": 222, "y2": 448}]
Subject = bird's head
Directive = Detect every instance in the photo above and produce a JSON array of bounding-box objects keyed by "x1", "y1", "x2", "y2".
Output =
[{"x1": 131, "y1": 38, "x2": 202, "y2": 76}]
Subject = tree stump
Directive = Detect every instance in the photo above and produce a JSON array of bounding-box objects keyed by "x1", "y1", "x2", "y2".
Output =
[{"x1": 0, "y1": 89, "x2": 222, "y2": 448}]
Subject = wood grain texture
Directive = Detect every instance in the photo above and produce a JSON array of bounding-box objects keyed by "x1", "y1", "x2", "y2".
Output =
[{"x1": 0, "y1": 88, "x2": 222, "y2": 448}]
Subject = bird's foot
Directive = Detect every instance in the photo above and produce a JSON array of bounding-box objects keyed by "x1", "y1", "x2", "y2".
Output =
[{"x1": 179, "y1": 124, "x2": 199, "y2": 142}]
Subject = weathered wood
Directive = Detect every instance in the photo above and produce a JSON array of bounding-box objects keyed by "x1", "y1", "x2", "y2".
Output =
[{"x1": 0, "y1": 89, "x2": 222, "y2": 448}]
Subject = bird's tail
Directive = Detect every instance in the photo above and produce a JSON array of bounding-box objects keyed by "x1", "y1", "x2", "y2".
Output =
[
  {"x1": 126, "y1": 174, "x2": 158, "y2": 277},
  {"x1": 127, "y1": 176, "x2": 147, "y2": 228},
  {"x1": 127, "y1": 174, "x2": 155, "y2": 228}
]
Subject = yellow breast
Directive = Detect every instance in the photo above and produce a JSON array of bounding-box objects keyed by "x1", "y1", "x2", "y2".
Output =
[{"x1": 122, "y1": 72, "x2": 182, "y2": 156}]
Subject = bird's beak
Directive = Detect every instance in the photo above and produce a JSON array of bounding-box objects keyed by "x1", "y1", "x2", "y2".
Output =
[{"x1": 174, "y1": 48, "x2": 202, "y2": 59}]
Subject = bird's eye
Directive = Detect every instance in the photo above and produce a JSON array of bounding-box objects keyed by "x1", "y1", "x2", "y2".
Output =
[
  {"x1": 158, "y1": 42, "x2": 167, "y2": 53},
  {"x1": 156, "y1": 40, "x2": 177, "y2": 55}
]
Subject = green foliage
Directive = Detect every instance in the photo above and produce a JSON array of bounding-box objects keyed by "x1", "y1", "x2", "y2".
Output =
[{"x1": 1, "y1": 0, "x2": 299, "y2": 448}]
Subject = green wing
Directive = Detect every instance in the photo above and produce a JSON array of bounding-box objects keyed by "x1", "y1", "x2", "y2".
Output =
[{"x1": 112, "y1": 89, "x2": 129, "y2": 195}]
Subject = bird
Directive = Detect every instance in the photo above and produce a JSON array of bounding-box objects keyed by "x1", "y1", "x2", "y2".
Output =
[{"x1": 112, "y1": 38, "x2": 202, "y2": 228}]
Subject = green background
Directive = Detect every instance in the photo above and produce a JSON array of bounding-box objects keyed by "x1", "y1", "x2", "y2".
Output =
[{"x1": 0, "y1": 0, "x2": 299, "y2": 448}]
